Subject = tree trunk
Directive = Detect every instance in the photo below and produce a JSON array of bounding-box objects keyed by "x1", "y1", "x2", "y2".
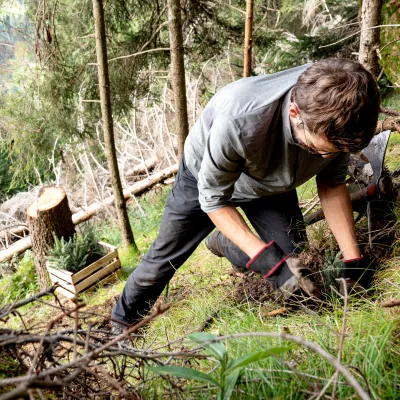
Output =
[
  {"x1": 92, "y1": 0, "x2": 137, "y2": 250},
  {"x1": 167, "y1": 0, "x2": 189, "y2": 162},
  {"x1": 359, "y1": 0, "x2": 382, "y2": 77},
  {"x1": 26, "y1": 187, "x2": 76, "y2": 291},
  {"x1": 243, "y1": 0, "x2": 254, "y2": 77}
]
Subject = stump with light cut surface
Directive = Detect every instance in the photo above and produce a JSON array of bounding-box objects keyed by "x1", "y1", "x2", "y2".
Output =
[{"x1": 27, "y1": 187, "x2": 76, "y2": 290}]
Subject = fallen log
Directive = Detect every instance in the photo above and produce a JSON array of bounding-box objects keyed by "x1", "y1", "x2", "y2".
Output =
[
  {"x1": 124, "y1": 155, "x2": 158, "y2": 177},
  {"x1": 376, "y1": 116, "x2": 400, "y2": 134},
  {"x1": 305, "y1": 174, "x2": 395, "y2": 226},
  {"x1": 0, "y1": 164, "x2": 178, "y2": 263},
  {"x1": 73, "y1": 164, "x2": 178, "y2": 225},
  {"x1": 305, "y1": 187, "x2": 368, "y2": 225},
  {"x1": 0, "y1": 158, "x2": 159, "y2": 240},
  {"x1": 0, "y1": 225, "x2": 28, "y2": 240}
]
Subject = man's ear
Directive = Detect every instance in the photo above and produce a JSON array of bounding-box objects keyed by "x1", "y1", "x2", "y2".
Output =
[{"x1": 288, "y1": 102, "x2": 300, "y2": 119}]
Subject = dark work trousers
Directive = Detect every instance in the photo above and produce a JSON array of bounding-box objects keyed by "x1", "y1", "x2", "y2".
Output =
[{"x1": 112, "y1": 158, "x2": 306, "y2": 325}]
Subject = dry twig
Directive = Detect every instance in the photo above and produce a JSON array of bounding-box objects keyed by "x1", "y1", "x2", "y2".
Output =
[{"x1": 380, "y1": 299, "x2": 400, "y2": 308}]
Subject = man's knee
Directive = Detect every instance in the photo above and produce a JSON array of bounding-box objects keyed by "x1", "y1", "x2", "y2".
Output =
[{"x1": 130, "y1": 263, "x2": 174, "y2": 288}]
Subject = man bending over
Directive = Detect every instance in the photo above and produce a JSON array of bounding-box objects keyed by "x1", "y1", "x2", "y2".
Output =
[{"x1": 112, "y1": 58, "x2": 380, "y2": 327}]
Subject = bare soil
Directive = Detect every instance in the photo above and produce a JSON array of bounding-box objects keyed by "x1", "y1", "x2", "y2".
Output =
[
  {"x1": 231, "y1": 250, "x2": 326, "y2": 306},
  {"x1": 231, "y1": 237, "x2": 394, "y2": 306}
]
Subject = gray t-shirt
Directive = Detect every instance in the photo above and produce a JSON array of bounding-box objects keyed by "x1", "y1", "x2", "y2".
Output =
[{"x1": 184, "y1": 64, "x2": 350, "y2": 213}]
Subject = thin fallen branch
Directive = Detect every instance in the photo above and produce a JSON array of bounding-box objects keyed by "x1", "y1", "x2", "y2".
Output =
[
  {"x1": 108, "y1": 47, "x2": 170, "y2": 62},
  {"x1": 0, "y1": 225, "x2": 28, "y2": 239},
  {"x1": 380, "y1": 299, "x2": 400, "y2": 308},
  {"x1": 299, "y1": 193, "x2": 318, "y2": 208},
  {"x1": 313, "y1": 375, "x2": 336, "y2": 400},
  {"x1": 331, "y1": 279, "x2": 349, "y2": 399},
  {"x1": 303, "y1": 197, "x2": 320, "y2": 216},
  {"x1": 381, "y1": 107, "x2": 400, "y2": 118},
  {"x1": 376, "y1": 117, "x2": 400, "y2": 134},
  {"x1": 0, "y1": 303, "x2": 171, "y2": 400},
  {"x1": 319, "y1": 24, "x2": 400, "y2": 49},
  {"x1": 0, "y1": 42, "x2": 16, "y2": 48},
  {"x1": 124, "y1": 156, "x2": 158, "y2": 178},
  {"x1": 0, "y1": 370, "x2": 84, "y2": 400},
  {"x1": 0, "y1": 164, "x2": 178, "y2": 262},
  {"x1": 28, "y1": 303, "x2": 86, "y2": 374}
]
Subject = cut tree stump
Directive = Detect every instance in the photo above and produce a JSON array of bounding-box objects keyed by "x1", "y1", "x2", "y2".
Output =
[{"x1": 27, "y1": 187, "x2": 76, "y2": 290}]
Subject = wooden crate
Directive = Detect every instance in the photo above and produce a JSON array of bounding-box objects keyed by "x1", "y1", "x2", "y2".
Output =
[{"x1": 47, "y1": 241, "x2": 121, "y2": 299}]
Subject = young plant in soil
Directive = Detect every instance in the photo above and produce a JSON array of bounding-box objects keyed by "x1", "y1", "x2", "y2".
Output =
[
  {"x1": 46, "y1": 229, "x2": 105, "y2": 273},
  {"x1": 147, "y1": 331, "x2": 290, "y2": 400}
]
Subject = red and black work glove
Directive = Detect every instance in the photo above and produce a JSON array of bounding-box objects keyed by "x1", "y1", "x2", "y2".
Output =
[
  {"x1": 337, "y1": 256, "x2": 367, "y2": 296},
  {"x1": 246, "y1": 241, "x2": 322, "y2": 299}
]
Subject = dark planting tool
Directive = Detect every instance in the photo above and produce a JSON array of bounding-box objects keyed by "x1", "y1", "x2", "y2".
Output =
[
  {"x1": 363, "y1": 130, "x2": 391, "y2": 198},
  {"x1": 362, "y1": 130, "x2": 392, "y2": 247}
]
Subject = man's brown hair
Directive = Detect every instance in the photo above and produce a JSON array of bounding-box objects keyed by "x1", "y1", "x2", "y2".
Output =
[{"x1": 291, "y1": 58, "x2": 381, "y2": 152}]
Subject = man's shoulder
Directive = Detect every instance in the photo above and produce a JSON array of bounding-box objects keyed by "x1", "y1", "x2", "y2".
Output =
[{"x1": 208, "y1": 64, "x2": 311, "y2": 118}]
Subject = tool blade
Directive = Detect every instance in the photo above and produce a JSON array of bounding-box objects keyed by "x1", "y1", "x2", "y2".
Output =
[{"x1": 362, "y1": 130, "x2": 391, "y2": 182}]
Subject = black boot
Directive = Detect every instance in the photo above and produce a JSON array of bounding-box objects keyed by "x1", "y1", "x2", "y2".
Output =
[{"x1": 205, "y1": 231, "x2": 249, "y2": 273}]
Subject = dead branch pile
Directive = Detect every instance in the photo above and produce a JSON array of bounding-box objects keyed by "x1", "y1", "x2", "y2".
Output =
[
  {"x1": 0, "y1": 287, "x2": 189, "y2": 400},
  {"x1": 0, "y1": 284, "x2": 374, "y2": 400}
]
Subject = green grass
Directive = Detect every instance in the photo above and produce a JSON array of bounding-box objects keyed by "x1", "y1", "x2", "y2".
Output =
[
  {"x1": 386, "y1": 132, "x2": 400, "y2": 171},
  {"x1": 97, "y1": 183, "x2": 398, "y2": 399},
  {"x1": 382, "y1": 89, "x2": 400, "y2": 111},
  {"x1": 102, "y1": 182, "x2": 399, "y2": 399},
  {"x1": 140, "y1": 258, "x2": 400, "y2": 399},
  {"x1": 297, "y1": 179, "x2": 317, "y2": 204},
  {"x1": 0, "y1": 250, "x2": 38, "y2": 307},
  {"x1": 3, "y1": 182, "x2": 400, "y2": 398},
  {"x1": 140, "y1": 261, "x2": 400, "y2": 398}
]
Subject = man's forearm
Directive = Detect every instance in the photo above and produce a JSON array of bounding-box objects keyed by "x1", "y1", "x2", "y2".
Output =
[
  {"x1": 208, "y1": 206, "x2": 265, "y2": 258},
  {"x1": 318, "y1": 182, "x2": 360, "y2": 259}
]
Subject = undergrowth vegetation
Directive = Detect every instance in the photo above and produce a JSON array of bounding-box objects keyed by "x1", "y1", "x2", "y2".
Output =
[
  {"x1": 0, "y1": 251, "x2": 37, "y2": 307},
  {"x1": 0, "y1": 0, "x2": 399, "y2": 396},
  {"x1": 3, "y1": 173, "x2": 400, "y2": 398}
]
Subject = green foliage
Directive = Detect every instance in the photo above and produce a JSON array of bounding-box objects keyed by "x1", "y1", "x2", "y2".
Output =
[
  {"x1": 0, "y1": 0, "x2": 249, "y2": 187},
  {"x1": 255, "y1": 0, "x2": 360, "y2": 73},
  {"x1": 46, "y1": 229, "x2": 104, "y2": 273},
  {"x1": 117, "y1": 244, "x2": 140, "y2": 272},
  {"x1": 321, "y1": 250, "x2": 344, "y2": 288},
  {"x1": 95, "y1": 188, "x2": 170, "y2": 251},
  {"x1": 380, "y1": 0, "x2": 400, "y2": 86},
  {"x1": 0, "y1": 149, "x2": 19, "y2": 198},
  {"x1": 0, "y1": 250, "x2": 38, "y2": 306},
  {"x1": 148, "y1": 332, "x2": 290, "y2": 400}
]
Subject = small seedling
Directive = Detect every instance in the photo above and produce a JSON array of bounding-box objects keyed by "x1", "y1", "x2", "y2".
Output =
[
  {"x1": 46, "y1": 229, "x2": 105, "y2": 273},
  {"x1": 147, "y1": 332, "x2": 290, "y2": 400}
]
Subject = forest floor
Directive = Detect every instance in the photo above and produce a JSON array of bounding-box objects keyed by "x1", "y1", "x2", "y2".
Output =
[
  {"x1": 3, "y1": 93, "x2": 400, "y2": 399},
  {"x1": 6, "y1": 169, "x2": 400, "y2": 398}
]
